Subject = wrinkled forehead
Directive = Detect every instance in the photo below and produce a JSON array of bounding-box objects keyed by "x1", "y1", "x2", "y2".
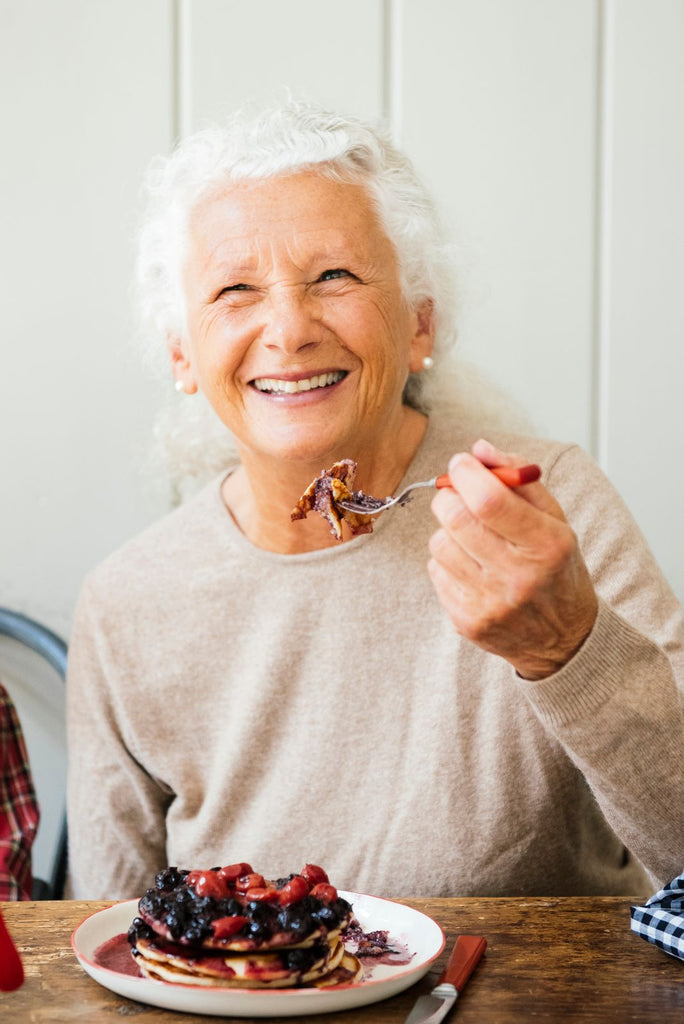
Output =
[{"x1": 184, "y1": 170, "x2": 398, "y2": 273}]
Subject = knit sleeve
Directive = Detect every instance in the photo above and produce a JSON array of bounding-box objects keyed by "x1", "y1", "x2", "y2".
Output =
[
  {"x1": 518, "y1": 444, "x2": 684, "y2": 886},
  {"x1": 66, "y1": 576, "x2": 171, "y2": 899}
]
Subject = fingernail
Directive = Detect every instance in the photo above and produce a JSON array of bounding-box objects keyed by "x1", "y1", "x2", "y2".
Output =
[{"x1": 448, "y1": 453, "x2": 465, "y2": 473}]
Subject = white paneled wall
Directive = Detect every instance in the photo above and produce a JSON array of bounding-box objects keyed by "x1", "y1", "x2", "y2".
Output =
[
  {"x1": 1, "y1": 0, "x2": 175, "y2": 879},
  {"x1": 602, "y1": 0, "x2": 684, "y2": 601},
  {"x1": 1, "y1": 0, "x2": 174, "y2": 636},
  {"x1": 1, "y1": 0, "x2": 682, "y2": 871},
  {"x1": 179, "y1": 0, "x2": 386, "y2": 129},
  {"x1": 400, "y1": 0, "x2": 599, "y2": 450}
]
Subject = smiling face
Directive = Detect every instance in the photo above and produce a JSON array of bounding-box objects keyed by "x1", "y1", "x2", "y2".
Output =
[{"x1": 170, "y1": 171, "x2": 433, "y2": 469}]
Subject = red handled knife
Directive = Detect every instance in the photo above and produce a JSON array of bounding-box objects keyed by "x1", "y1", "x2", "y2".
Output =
[{"x1": 404, "y1": 934, "x2": 486, "y2": 1023}]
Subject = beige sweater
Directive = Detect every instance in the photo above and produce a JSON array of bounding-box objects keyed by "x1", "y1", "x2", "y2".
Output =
[{"x1": 66, "y1": 418, "x2": 684, "y2": 900}]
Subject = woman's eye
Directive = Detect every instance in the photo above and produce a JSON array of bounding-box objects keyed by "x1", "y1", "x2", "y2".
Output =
[
  {"x1": 318, "y1": 268, "x2": 352, "y2": 282},
  {"x1": 215, "y1": 283, "x2": 256, "y2": 305}
]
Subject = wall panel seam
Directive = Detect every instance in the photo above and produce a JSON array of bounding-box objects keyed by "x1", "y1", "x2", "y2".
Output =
[
  {"x1": 173, "y1": 0, "x2": 192, "y2": 140},
  {"x1": 171, "y1": 0, "x2": 180, "y2": 142},
  {"x1": 384, "y1": 0, "x2": 403, "y2": 144},
  {"x1": 595, "y1": 0, "x2": 615, "y2": 471}
]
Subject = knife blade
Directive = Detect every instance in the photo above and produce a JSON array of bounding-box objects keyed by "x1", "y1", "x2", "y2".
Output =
[{"x1": 404, "y1": 934, "x2": 486, "y2": 1024}]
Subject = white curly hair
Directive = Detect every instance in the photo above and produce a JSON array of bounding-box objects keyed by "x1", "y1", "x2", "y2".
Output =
[{"x1": 134, "y1": 98, "x2": 524, "y2": 498}]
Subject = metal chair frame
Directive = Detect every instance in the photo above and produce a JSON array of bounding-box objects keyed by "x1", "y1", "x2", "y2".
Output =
[{"x1": 0, "y1": 607, "x2": 68, "y2": 900}]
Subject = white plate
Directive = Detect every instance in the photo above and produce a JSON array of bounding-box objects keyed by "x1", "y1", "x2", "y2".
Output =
[{"x1": 71, "y1": 892, "x2": 444, "y2": 1017}]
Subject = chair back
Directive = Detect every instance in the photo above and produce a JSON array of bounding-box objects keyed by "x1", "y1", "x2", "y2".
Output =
[{"x1": 0, "y1": 608, "x2": 68, "y2": 899}]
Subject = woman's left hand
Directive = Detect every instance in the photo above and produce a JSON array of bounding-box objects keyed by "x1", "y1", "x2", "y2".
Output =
[{"x1": 428, "y1": 439, "x2": 599, "y2": 680}]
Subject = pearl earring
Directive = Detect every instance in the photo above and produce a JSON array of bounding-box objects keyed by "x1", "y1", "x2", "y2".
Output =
[
  {"x1": 422, "y1": 356, "x2": 434, "y2": 370},
  {"x1": 175, "y1": 380, "x2": 184, "y2": 392}
]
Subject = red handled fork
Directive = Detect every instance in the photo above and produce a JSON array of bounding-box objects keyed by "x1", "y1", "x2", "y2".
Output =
[{"x1": 336, "y1": 463, "x2": 541, "y2": 515}]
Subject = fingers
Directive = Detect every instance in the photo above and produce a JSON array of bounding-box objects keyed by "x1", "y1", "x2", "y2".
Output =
[
  {"x1": 443, "y1": 450, "x2": 566, "y2": 548},
  {"x1": 427, "y1": 439, "x2": 598, "y2": 678},
  {"x1": 430, "y1": 441, "x2": 575, "y2": 585},
  {"x1": 470, "y1": 439, "x2": 564, "y2": 519},
  {"x1": 471, "y1": 437, "x2": 514, "y2": 467},
  {"x1": 429, "y1": 488, "x2": 509, "y2": 571}
]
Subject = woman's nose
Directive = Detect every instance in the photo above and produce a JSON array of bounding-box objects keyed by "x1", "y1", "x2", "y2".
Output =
[{"x1": 262, "y1": 287, "x2": 322, "y2": 354}]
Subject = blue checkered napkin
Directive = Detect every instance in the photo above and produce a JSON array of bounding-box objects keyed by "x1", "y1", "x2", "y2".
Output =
[{"x1": 630, "y1": 872, "x2": 684, "y2": 961}]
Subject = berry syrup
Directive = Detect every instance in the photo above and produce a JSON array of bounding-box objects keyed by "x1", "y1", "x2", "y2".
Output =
[{"x1": 93, "y1": 933, "x2": 142, "y2": 977}]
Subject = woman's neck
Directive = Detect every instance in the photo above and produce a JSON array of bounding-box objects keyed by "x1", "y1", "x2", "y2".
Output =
[{"x1": 221, "y1": 407, "x2": 429, "y2": 553}]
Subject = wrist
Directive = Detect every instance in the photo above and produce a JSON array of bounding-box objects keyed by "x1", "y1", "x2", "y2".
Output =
[{"x1": 513, "y1": 595, "x2": 599, "y2": 681}]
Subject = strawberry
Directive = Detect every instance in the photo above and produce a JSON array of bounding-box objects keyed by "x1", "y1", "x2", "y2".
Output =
[
  {"x1": 218, "y1": 862, "x2": 253, "y2": 884},
  {"x1": 193, "y1": 871, "x2": 229, "y2": 899},
  {"x1": 301, "y1": 863, "x2": 329, "y2": 888},
  {"x1": 245, "y1": 886, "x2": 280, "y2": 902},
  {"x1": 211, "y1": 915, "x2": 249, "y2": 940},
  {"x1": 278, "y1": 875, "x2": 310, "y2": 906},
  {"x1": 236, "y1": 872, "x2": 265, "y2": 892},
  {"x1": 309, "y1": 883, "x2": 338, "y2": 902}
]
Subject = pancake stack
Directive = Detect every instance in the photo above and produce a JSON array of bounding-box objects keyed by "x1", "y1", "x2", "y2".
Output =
[{"x1": 127, "y1": 862, "x2": 363, "y2": 989}]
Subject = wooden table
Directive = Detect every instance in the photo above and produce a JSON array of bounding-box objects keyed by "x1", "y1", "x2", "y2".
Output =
[{"x1": 1, "y1": 897, "x2": 682, "y2": 1022}]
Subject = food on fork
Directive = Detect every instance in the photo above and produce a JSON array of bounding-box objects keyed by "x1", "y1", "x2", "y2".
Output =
[
  {"x1": 291, "y1": 459, "x2": 375, "y2": 540},
  {"x1": 127, "y1": 862, "x2": 363, "y2": 988},
  {"x1": 292, "y1": 458, "x2": 544, "y2": 538}
]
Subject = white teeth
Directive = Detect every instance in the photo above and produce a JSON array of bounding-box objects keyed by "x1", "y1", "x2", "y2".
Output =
[{"x1": 253, "y1": 371, "x2": 345, "y2": 394}]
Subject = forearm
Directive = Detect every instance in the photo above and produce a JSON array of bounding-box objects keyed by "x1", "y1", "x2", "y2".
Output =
[{"x1": 520, "y1": 599, "x2": 684, "y2": 884}]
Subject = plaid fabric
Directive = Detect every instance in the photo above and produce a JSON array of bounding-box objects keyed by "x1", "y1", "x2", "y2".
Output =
[
  {"x1": 0, "y1": 684, "x2": 39, "y2": 900},
  {"x1": 630, "y1": 872, "x2": 684, "y2": 961}
]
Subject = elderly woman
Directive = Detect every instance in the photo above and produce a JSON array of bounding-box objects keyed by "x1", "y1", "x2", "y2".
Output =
[{"x1": 67, "y1": 101, "x2": 684, "y2": 901}]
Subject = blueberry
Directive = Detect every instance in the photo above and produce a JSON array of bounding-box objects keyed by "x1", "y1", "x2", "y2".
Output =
[
  {"x1": 247, "y1": 920, "x2": 269, "y2": 941},
  {"x1": 284, "y1": 947, "x2": 310, "y2": 970},
  {"x1": 165, "y1": 911, "x2": 183, "y2": 939},
  {"x1": 277, "y1": 909, "x2": 311, "y2": 938},
  {"x1": 155, "y1": 866, "x2": 182, "y2": 891},
  {"x1": 140, "y1": 893, "x2": 162, "y2": 916},
  {"x1": 312, "y1": 905, "x2": 336, "y2": 927},
  {"x1": 216, "y1": 897, "x2": 242, "y2": 917},
  {"x1": 277, "y1": 908, "x2": 297, "y2": 929},
  {"x1": 126, "y1": 917, "x2": 153, "y2": 945},
  {"x1": 246, "y1": 901, "x2": 271, "y2": 922}
]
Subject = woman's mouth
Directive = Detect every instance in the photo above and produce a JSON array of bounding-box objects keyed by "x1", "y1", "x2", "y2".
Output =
[{"x1": 250, "y1": 370, "x2": 347, "y2": 395}]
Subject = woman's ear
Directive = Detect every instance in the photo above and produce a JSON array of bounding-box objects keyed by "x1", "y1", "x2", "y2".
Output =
[
  {"x1": 167, "y1": 334, "x2": 198, "y2": 394},
  {"x1": 408, "y1": 299, "x2": 435, "y2": 373}
]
